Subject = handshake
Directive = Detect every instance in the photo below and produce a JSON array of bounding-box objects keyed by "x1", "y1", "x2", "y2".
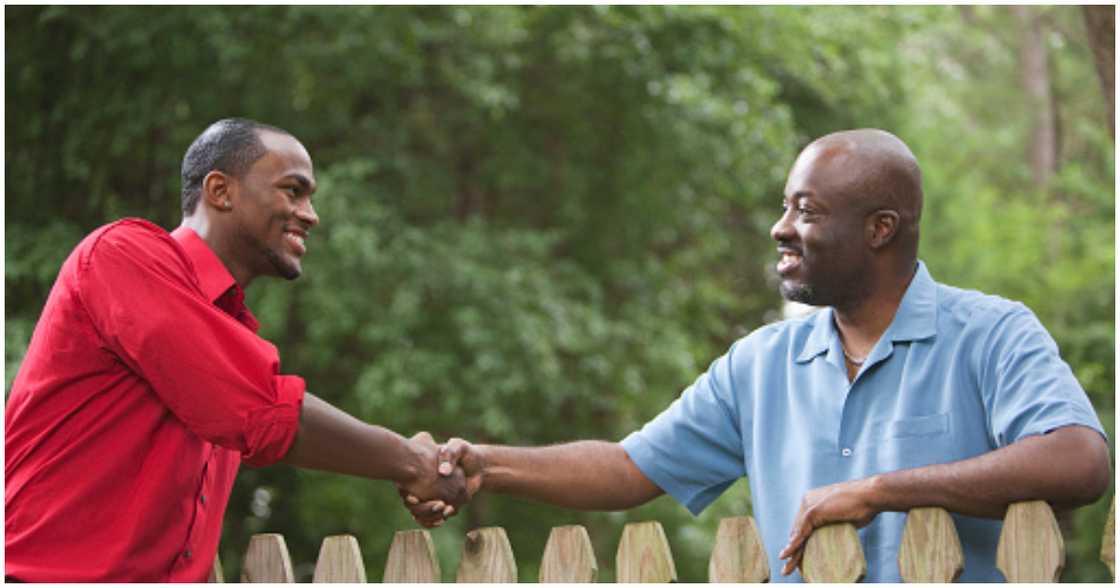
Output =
[{"x1": 396, "y1": 432, "x2": 482, "y2": 528}]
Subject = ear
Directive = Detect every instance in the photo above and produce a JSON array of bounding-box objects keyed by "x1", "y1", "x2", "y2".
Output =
[
  {"x1": 866, "y1": 209, "x2": 900, "y2": 250},
  {"x1": 201, "y1": 170, "x2": 235, "y2": 212}
]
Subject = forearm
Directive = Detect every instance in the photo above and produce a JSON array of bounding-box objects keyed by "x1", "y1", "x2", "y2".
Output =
[
  {"x1": 280, "y1": 393, "x2": 421, "y2": 484},
  {"x1": 868, "y1": 425, "x2": 1110, "y2": 518},
  {"x1": 476, "y1": 440, "x2": 663, "y2": 511}
]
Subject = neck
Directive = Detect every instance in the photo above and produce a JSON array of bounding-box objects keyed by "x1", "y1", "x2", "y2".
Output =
[
  {"x1": 832, "y1": 262, "x2": 918, "y2": 356},
  {"x1": 180, "y1": 214, "x2": 255, "y2": 289}
]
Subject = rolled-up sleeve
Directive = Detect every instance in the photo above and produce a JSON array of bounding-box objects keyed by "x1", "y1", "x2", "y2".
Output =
[
  {"x1": 76, "y1": 223, "x2": 305, "y2": 466},
  {"x1": 981, "y1": 305, "x2": 1106, "y2": 447},
  {"x1": 621, "y1": 349, "x2": 746, "y2": 515}
]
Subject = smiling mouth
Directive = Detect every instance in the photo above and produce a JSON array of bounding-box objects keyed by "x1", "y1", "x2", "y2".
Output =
[
  {"x1": 776, "y1": 250, "x2": 802, "y2": 276},
  {"x1": 284, "y1": 230, "x2": 307, "y2": 256}
]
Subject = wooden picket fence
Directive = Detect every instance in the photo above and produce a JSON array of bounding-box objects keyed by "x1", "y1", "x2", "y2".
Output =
[{"x1": 212, "y1": 498, "x2": 1115, "y2": 583}]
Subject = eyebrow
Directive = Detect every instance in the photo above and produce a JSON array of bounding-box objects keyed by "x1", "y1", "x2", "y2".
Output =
[
  {"x1": 283, "y1": 174, "x2": 316, "y2": 193},
  {"x1": 782, "y1": 191, "x2": 813, "y2": 204}
]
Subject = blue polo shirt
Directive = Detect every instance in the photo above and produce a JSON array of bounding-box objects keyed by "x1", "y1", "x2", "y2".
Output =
[{"x1": 621, "y1": 261, "x2": 1104, "y2": 582}]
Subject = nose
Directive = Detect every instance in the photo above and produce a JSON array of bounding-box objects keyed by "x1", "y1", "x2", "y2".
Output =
[
  {"x1": 770, "y1": 206, "x2": 795, "y2": 243},
  {"x1": 296, "y1": 200, "x2": 320, "y2": 227}
]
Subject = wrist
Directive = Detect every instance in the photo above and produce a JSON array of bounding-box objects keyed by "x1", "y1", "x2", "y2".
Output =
[
  {"x1": 473, "y1": 444, "x2": 496, "y2": 491},
  {"x1": 863, "y1": 473, "x2": 893, "y2": 512}
]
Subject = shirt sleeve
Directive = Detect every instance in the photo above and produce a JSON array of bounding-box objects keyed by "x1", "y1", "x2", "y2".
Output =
[
  {"x1": 980, "y1": 304, "x2": 1106, "y2": 447},
  {"x1": 76, "y1": 222, "x2": 304, "y2": 467},
  {"x1": 621, "y1": 345, "x2": 746, "y2": 516}
]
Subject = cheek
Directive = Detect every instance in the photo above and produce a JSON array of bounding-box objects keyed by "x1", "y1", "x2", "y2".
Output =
[
  {"x1": 805, "y1": 224, "x2": 856, "y2": 253},
  {"x1": 798, "y1": 226, "x2": 831, "y2": 254}
]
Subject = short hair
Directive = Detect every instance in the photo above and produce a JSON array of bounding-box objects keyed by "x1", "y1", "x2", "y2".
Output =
[{"x1": 180, "y1": 118, "x2": 292, "y2": 215}]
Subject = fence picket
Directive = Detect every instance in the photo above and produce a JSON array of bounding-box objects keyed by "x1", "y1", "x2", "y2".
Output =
[
  {"x1": 456, "y1": 527, "x2": 517, "y2": 582},
  {"x1": 241, "y1": 533, "x2": 295, "y2": 582},
  {"x1": 996, "y1": 500, "x2": 1064, "y2": 582},
  {"x1": 898, "y1": 507, "x2": 963, "y2": 583},
  {"x1": 1101, "y1": 497, "x2": 1114, "y2": 579},
  {"x1": 384, "y1": 529, "x2": 442, "y2": 582},
  {"x1": 209, "y1": 552, "x2": 224, "y2": 583},
  {"x1": 312, "y1": 535, "x2": 366, "y2": 582},
  {"x1": 540, "y1": 525, "x2": 598, "y2": 582},
  {"x1": 616, "y1": 521, "x2": 677, "y2": 583},
  {"x1": 708, "y1": 516, "x2": 768, "y2": 583},
  {"x1": 800, "y1": 522, "x2": 865, "y2": 583},
  {"x1": 213, "y1": 497, "x2": 1115, "y2": 584}
]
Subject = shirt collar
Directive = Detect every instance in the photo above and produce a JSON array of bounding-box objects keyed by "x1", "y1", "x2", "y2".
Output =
[
  {"x1": 883, "y1": 260, "x2": 938, "y2": 343},
  {"x1": 795, "y1": 260, "x2": 938, "y2": 363},
  {"x1": 171, "y1": 226, "x2": 238, "y2": 304}
]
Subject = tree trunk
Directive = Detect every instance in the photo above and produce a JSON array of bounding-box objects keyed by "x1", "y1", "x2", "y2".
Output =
[
  {"x1": 1082, "y1": 6, "x2": 1115, "y2": 136},
  {"x1": 1013, "y1": 6, "x2": 1057, "y2": 190}
]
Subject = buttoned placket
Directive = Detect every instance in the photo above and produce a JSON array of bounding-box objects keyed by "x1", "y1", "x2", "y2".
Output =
[
  {"x1": 176, "y1": 446, "x2": 214, "y2": 573},
  {"x1": 835, "y1": 335, "x2": 896, "y2": 463}
]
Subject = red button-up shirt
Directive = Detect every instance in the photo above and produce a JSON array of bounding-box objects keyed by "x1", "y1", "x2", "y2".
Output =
[{"x1": 5, "y1": 219, "x2": 305, "y2": 582}]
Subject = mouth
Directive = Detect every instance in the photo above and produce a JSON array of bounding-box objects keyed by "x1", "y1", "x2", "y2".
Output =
[
  {"x1": 283, "y1": 228, "x2": 308, "y2": 256},
  {"x1": 776, "y1": 247, "x2": 802, "y2": 276}
]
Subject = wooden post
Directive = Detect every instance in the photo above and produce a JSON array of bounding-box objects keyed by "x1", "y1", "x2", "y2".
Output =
[
  {"x1": 456, "y1": 527, "x2": 517, "y2": 582},
  {"x1": 1101, "y1": 497, "x2": 1114, "y2": 579},
  {"x1": 241, "y1": 533, "x2": 295, "y2": 582},
  {"x1": 312, "y1": 535, "x2": 367, "y2": 583},
  {"x1": 708, "y1": 516, "x2": 769, "y2": 583},
  {"x1": 800, "y1": 523, "x2": 865, "y2": 583},
  {"x1": 898, "y1": 507, "x2": 963, "y2": 583},
  {"x1": 209, "y1": 552, "x2": 224, "y2": 583},
  {"x1": 540, "y1": 525, "x2": 598, "y2": 582},
  {"x1": 616, "y1": 521, "x2": 677, "y2": 583},
  {"x1": 385, "y1": 529, "x2": 442, "y2": 583},
  {"x1": 996, "y1": 500, "x2": 1064, "y2": 582}
]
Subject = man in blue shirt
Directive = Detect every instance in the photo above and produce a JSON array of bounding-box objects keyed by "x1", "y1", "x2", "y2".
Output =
[{"x1": 402, "y1": 129, "x2": 1110, "y2": 581}]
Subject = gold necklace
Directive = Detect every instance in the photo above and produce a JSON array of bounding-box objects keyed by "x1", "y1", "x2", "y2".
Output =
[{"x1": 841, "y1": 343, "x2": 867, "y2": 365}]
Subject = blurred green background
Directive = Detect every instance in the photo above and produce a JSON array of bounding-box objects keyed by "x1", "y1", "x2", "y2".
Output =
[{"x1": 5, "y1": 5, "x2": 1114, "y2": 582}]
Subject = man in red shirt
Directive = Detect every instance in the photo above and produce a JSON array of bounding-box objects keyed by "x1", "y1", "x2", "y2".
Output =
[{"x1": 4, "y1": 118, "x2": 464, "y2": 581}]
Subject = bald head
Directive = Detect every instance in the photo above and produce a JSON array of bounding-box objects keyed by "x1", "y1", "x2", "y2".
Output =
[
  {"x1": 788, "y1": 128, "x2": 923, "y2": 259},
  {"x1": 771, "y1": 129, "x2": 924, "y2": 308}
]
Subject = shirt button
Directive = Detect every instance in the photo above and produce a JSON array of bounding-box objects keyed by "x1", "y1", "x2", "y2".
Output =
[
  {"x1": 184, "y1": 549, "x2": 193, "y2": 559},
  {"x1": 200, "y1": 494, "x2": 207, "y2": 505},
  {"x1": 841, "y1": 448, "x2": 853, "y2": 457}
]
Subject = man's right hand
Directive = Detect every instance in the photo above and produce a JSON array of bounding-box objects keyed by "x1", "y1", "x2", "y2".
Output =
[
  {"x1": 397, "y1": 432, "x2": 471, "y2": 526},
  {"x1": 398, "y1": 436, "x2": 483, "y2": 528}
]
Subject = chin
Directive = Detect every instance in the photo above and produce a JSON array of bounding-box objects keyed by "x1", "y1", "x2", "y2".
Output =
[
  {"x1": 779, "y1": 282, "x2": 818, "y2": 306},
  {"x1": 266, "y1": 250, "x2": 303, "y2": 280},
  {"x1": 278, "y1": 261, "x2": 302, "y2": 280}
]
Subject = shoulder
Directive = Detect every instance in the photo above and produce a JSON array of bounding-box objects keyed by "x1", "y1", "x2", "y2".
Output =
[
  {"x1": 78, "y1": 218, "x2": 183, "y2": 268},
  {"x1": 75, "y1": 218, "x2": 197, "y2": 290},
  {"x1": 727, "y1": 309, "x2": 822, "y2": 362},
  {"x1": 84, "y1": 217, "x2": 175, "y2": 250},
  {"x1": 934, "y1": 282, "x2": 1052, "y2": 362},
  {"x1": 935, "y1": 281, "x2": 1032, "y2": 330}
]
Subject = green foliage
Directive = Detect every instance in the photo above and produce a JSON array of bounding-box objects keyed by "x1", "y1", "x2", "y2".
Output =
[{"x1": 6, "y1": 5, "x2": 1113, "y2": 582}]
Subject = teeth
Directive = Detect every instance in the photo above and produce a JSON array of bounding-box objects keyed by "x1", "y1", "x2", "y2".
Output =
[{"x1": 286, "y1": 232, "x2": 305, "y2": 246}]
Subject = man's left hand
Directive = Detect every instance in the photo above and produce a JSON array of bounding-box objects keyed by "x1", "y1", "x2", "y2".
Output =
[{"x1": 778, "y1": 477, "x2": 881, "y2": 577}]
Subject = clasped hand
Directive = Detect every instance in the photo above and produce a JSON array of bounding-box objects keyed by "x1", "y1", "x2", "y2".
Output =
[
  {"x1": 778, "y1": 477, "x2": 880, "y2": 576},
  {"x1": 397, "y1": 433, "x2": 481, "y2": 528}
]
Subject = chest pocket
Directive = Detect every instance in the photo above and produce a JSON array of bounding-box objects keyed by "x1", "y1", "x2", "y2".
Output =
[
  {"x1": 873, "y1": 412, "x2": 953, "y2": 469},
  {"x1": 883, "y1": 413, "x2": 949, "y2": 439}
]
